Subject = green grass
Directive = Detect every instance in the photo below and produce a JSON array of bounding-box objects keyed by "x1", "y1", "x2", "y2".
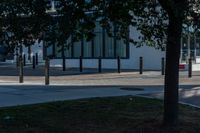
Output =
[{"x1": 0, "y1": 96, "x2": 199, "y2": 133}]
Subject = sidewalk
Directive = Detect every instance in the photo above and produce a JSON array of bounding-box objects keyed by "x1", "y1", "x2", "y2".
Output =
[{"x1": 0, "y1": 64, "x2": 200, "y2": 85}]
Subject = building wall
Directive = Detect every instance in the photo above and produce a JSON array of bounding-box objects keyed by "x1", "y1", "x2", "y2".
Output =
[
  {"x1": 48, "y1": 26, "x2": 165, "y2": 70},
  {"x1": 15, "y1": 26, "x2": 166, "y2": 70},
  {"x1": 49, "y1": 44, "x2": 165, "y2": 70},
  {"x1": 16, "y1": 43, "x2": 165, "y2": 70}
]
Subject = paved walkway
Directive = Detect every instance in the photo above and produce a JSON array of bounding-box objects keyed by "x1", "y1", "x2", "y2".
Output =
[
  {"x1": 0, "y1": 84, "x2": 200, "y2": 108},
  {"x1": 0, "y1": 63, "x2": 200, "y2": 108},
  {"x1": 0, "y1": 85, "x2": 162, "y2": 107}
]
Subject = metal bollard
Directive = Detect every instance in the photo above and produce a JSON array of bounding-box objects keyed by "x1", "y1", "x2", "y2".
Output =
[
  {"x1": 98, "y1": 56, "x2": 102, "y2": 73},
  {"x1": 117, "y1": 56, "x2": 121, "y2": 73},
  {"x1": 32, "y1": 56, "x2": 36, "y2": 69},
  {"x1": 19, "y1": 56, "x2": 24, "y2": 83},
  {"x1": 23, "y1": 54, "x2": 26, "y2": 66},
  {"x1": 35, "y1": 53, "x2": 38, "y2": 65},
  {"x1": 45, "y1": 58, "x2": 50, "y2": 85},
  {"x1": 161, "y1": 57, "x2": 165, "y2": 75},
  {"x1": 80, "y1": 56, "x2": 83, "y2": 72},
  {"x1": 139, "y1": 57, "x2": 143, "y2": 74},
  {"x1": 16, "y1": 55, "x2": 19, "y2": 68},
  {"x1": 62, "y1": 56, "x2": 66, "y2": 71},
  {"x1": 188, "y1": 58, "x2": 192, "y2": 78}
]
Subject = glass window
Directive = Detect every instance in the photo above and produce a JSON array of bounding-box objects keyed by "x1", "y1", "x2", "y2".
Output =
[
  {"x1": 55, "y1": 43, "x2": 62, "y2": 58},
  {"x1": 94, "y1": 32, "x2": 103, "y2": 57},
  {"x1": 46, "y1": 45, "x2": 53, "y2": 57},
  {"x1": 105, "y1": 32, "x2": 114, "y2": 58},
  {"x1": 50, "y1": 22, "x2": 129, "y2": 59},
  {"x1": 196, "y1": 37, "x2": 200, "y2": 57},
  {"x1": 83, "y1": 39, "x2": 92, "y2": 57},
  {"x1": 116, "y1": 39, "x2": 127, "y2": 58},
  {"x1": 65, "y1": 36, "x2": 72, "y2": 58},
  {"x1": 181, "y1": 35, "x2": 188, "y2": 62},
  {"x1": 73, "y1": 41, "x2": 81, "y2": 58},
  {"x1": 93, "y1": 23, "x2": 103, "y2": 57}
]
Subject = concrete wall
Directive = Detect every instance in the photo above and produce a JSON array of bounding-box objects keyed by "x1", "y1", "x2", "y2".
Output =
[
  {"x1": 49, "y1": 26, "x2": 165, "y2": 70},
  {"x1": 50, "y1": 45, "x2": 165, "y2": 70}
]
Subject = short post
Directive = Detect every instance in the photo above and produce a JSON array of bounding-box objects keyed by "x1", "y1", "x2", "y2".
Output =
[
  {"x1": 16, "y1": 55, "x2": 19, "y2": 68},
  {"x1": 117, "y1": 56, "x2": 121, "y2": 73},
  {"x1": 45, "y1": 58, "x2": 50, "y2": 85},
  {"x1": 23, "y1": 54, "x2": 26, "y2": 66},
  {"x1": 35, "y1": 53, "x2": 38, "y2": 65},
  {"x1": 32, "y1": 55, "x2": 36, "y2": 69},
  {"x1": 139, "y1": 57, "x2": 143, "y2": 74},
  {"x1": 80, "y1": 56, "x2": 83, "y2": 72},
  {"x1": 161, "y1": 57, "x2": 165, "y2": 75},
  {"x1": 62, "y1": 56, "x2": 66, "y2": 71},
  {"x1": 188, "y1": 58, "x2": 192, "y2": 78},
  {"x1": 19, "y1": 56, "x2": 24, "y2": 83},
  {"x1": 98, "y1": 56, "x2": 102, "y2": 73}
]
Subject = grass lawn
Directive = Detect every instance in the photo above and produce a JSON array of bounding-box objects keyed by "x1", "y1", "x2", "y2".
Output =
[{"x1": 0, "y1": 96, "x2": 199, "y2": 133}]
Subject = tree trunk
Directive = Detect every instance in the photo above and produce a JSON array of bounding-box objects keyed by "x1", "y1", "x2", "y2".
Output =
[{"x1": 163, "y1": 16, "x2": 183, "y2": 126}]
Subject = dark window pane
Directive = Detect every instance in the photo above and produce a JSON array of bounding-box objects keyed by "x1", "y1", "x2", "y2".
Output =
[
  {"x1": 196, "y1": 37, "x2": 200, "y2": 57},
  {"x1": 116, "y1": 39, "x2": 127, "y2": 58},
  {"x1": 105, "y1": 33, "x2": 114, "y2": 57},
  {"x1": 83, "y1": 39, "x2": 92, "y2": 57},
  {"x1": 46, "y1": 45, "x2": 53, "y2": 57},
  {"x1": 94, "y1": 32, "x2": 103, "y2": 57},
  {"x1": 55, "y1": 43, "x2": 62, "y2": 58},
  {"x1": 65, "y1": 37, "x2": 72, "y2": 58},
  {"x1": 73, "y1": 41, "x2": 81, "y2": 58}
]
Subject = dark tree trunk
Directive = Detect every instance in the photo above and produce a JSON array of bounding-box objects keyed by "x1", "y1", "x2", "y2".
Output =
[{"x1": 163, "y1": 16, "x2": 183, "y2": 126}]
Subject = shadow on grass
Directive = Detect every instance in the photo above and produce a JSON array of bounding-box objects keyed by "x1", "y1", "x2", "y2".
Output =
[{"x1": 0, "y1": 96, "x2": 199, "y2": 133}]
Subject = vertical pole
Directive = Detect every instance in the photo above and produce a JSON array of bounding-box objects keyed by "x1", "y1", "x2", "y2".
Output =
[
  {"x1": 23, "y1": 54, "x2": 26, "y2": 66},
  {"x1": 19, "y1": 44, "x2": 23, "y2": 58},
  {"x1": 16, "y1": 47, "x2": 19, "y2": 68},
  {"x1": 19, "y1": 56, "x2": 24, "y2": 83},
  {"x1": 35, "y1": 53, "x2": 38, "y2": 65},
  {"x1": 45, "y1": 58, "x2": 50, "y2": 85},
  {"x1": 16, "y1": 55, "x2": 19, "y2": 68},
  {"x1": 117, "y1": 56, "x2": 121, "y2": 73},
  {"x1": 188, "y1": 58, "x2": 192, "y2": 78},
  {"x1": 32, "y1": 55, "x2": 36, "y2": 69},
  {"x1": 98, "y1": 56, "x2": 102, "y2": 73},
  {"x1": 28, "y1": 46, "x2": 31, "y2": 61},
  {"x1": 80, "y1": 56, "x2": 83, "y2": 72},
  {"x1": 162, "y1": 57, "x2": 165, "y2": 75},
  {"x1": 139, "y1": 57, "x2": 143, "y2": 74},
  {"x1": 62, "y1": 56, "x2": 66, "y2": 71}
]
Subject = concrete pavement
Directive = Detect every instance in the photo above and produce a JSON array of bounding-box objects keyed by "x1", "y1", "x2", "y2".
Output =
[
  {"x1": 0, "y1": 85, "x2": 162, "y2": 107},
  {"x1": 0, "y1": 63, "x2": 200, "y2": 108},
  {"x1": 139, "y1": 85, "x2": 200, "y2": 107},
  {"x1": 0, "y1": 84, "x2": 199, "y2": 108}
]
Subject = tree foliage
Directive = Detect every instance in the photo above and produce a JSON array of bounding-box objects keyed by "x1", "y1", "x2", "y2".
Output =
[
  {"x1": 0, "y1": 0, "x2": 51, "y2": 54},
  {"x1": 0, "y1": 0, "x2": 199, "y2": 52}
]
